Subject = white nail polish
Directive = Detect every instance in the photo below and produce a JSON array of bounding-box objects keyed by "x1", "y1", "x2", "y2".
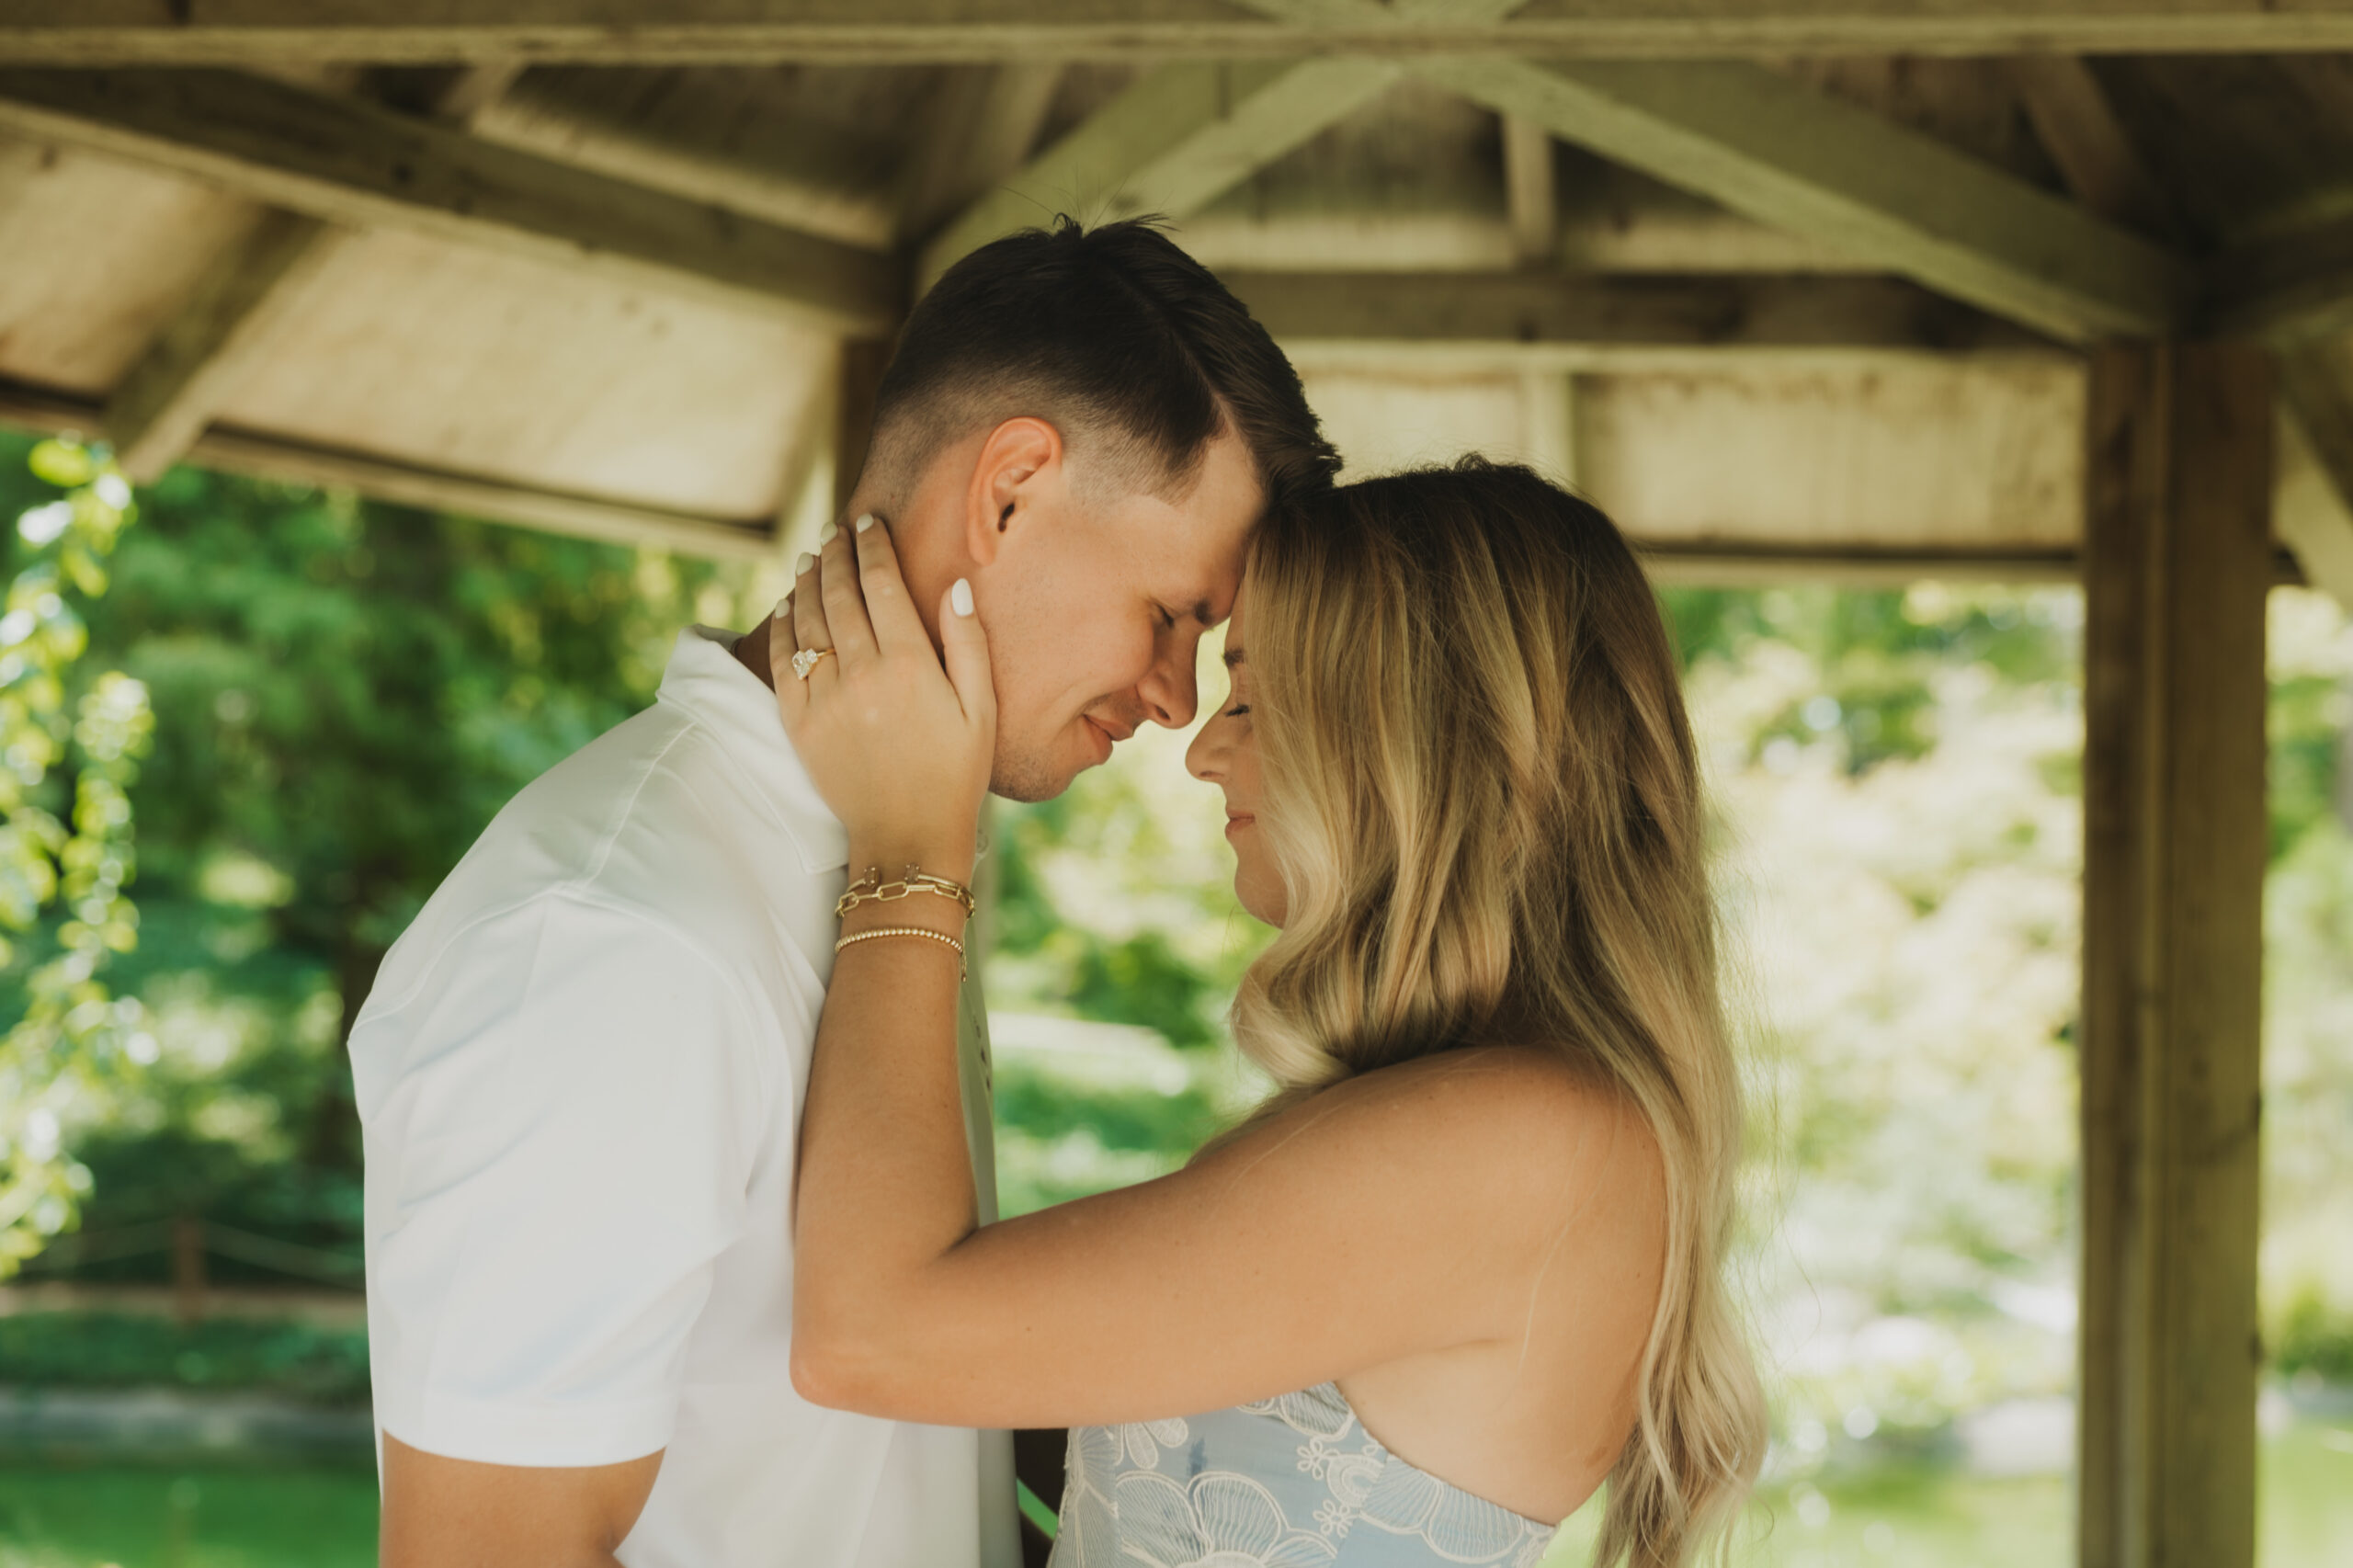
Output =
[
  {"x1": 855, "y1": 513, "x2": 877, "y2": 533},
  {"x1": 772, "y1": 597, "x2": 790, "y2": 622},
  {"x1": 951, "y1": 578, "x2": 974, "y2": 618},
  {"x1": 818, "y1": 521, "x2": 838, "y2": 545},
  {"x1": 795, "y1": 552, "x2": 814, "y2": 575}
]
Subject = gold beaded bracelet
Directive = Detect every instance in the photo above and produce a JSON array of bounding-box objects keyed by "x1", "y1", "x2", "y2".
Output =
[
  {"x1": 835, "y1": 865, "x2": 977, "y2": 923},
  {"x1": 834, "y1": 924, "x2": 966, "y2": 979}
]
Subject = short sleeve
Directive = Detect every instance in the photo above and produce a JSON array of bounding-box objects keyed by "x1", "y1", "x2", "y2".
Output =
[{"x1": 357, "y1": 895, "x2": 770, "y2": 1467}]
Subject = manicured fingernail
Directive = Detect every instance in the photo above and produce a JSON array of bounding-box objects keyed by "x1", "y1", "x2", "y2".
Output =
[
  {"x1": 818, "y1": 521, "x2": 838, "y2": 545},
  {"x1": 771, "y1": 597, "x2": 790, "y2": 622},
  {"x1": 855, "y1": 513, "x2": 877, "y2": 533},
  {"x1": 794, "y1": 552, "x2": 814, "y2": 575},
  {"x1": 951, "y1": 578, "x2": 974, "y2": 617}
]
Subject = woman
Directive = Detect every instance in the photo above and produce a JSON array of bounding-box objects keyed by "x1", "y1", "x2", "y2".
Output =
[{"x1": 772, "y1": 460, "x2": 1764, "y2": 1567}]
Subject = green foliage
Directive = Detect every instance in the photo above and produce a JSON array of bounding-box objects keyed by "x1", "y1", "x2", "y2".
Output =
[
  {"x1": 0, "y1": 1467, "x2": 383, "y2": 1568},
  {"x1": 2258, "y1": 590, "x2": 2353, "y2": 1366},
  {"x1": 1659, "y1": 583, "x2": 2079, "y2": 774},
  {"x1": 0, "y1": 437, "x2": 151, "y2": 1277},
  {"x1": 0, "y1": 1312, "x2": 369, "y2": 1404},
  {"x1": 2272, "y1": 1287, "x2": 2353, "y2": 1383}
]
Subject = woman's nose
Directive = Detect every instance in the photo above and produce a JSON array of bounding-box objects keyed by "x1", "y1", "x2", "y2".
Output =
[{"x1": 1186, "y1": 718, "x2": 1226, "y2": 782}]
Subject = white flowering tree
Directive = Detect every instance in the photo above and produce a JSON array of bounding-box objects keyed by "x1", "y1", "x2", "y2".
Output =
[{"x1": 0, "y1": 436, "x2": 153, "y2": 1274}]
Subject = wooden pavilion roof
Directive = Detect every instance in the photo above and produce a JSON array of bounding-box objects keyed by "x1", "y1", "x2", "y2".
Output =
[{"x1": 0, "y1": 5, "x2": 2346, "y2": 603}]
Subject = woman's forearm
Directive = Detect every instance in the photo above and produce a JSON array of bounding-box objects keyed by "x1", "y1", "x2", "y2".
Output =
[{"x1": 790, "y1": 843, "x2": 977, "y2": 1403}]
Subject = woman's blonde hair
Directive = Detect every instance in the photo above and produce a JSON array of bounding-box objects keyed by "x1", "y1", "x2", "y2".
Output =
[{"x1": 1228, "y1": 459, "x2": 1766, "y2": 1566}]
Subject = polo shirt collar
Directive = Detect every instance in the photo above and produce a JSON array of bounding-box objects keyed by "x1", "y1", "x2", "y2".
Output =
[{"x1": 657, "y1": 626, "x2": 848, "y2": 874}]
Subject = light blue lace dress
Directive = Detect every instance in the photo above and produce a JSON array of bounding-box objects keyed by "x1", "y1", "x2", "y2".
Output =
[{"x1": 1047, "y1": 1382, "x2": 1559, "y2": 1567}]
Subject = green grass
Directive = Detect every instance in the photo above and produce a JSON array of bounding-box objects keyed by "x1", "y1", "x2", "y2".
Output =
[
  {"x1": 0, "y1": 1464, "x2": 379, "y2": 1568},
  {"x1": 1, "y1": 1421, "x2": 2346, "y2": 1566},
  {"x1": 1535, "y1": 1418, "x2": 2353, "y2": 1567}
]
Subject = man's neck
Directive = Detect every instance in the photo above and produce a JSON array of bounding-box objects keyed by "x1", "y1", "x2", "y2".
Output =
[
  {"x1": 730, "y1": 490, "x2": 903, "y2": 693},
  {"x1": 730, "y1": 614, "x2": 779, "y2": 692}
]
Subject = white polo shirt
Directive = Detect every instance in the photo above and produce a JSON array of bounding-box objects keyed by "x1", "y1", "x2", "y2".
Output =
[{"x1": 353, "y1": 627, "x2": 1017, "y2": 1568}]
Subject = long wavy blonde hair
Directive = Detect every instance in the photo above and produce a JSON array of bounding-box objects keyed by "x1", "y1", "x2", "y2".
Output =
[{"x1": 1226, "y1": 459, "x2": 1765, "y2": 1566}]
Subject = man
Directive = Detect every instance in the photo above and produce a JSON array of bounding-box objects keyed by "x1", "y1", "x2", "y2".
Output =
[{"x1": 353, "y1": 219, "x2": 1338, "y2": 1567}]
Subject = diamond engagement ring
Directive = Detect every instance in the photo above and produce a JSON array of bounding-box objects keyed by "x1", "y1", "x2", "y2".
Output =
[{"x1": 790, "y1": 647, "x2": 834, "y2": 680}]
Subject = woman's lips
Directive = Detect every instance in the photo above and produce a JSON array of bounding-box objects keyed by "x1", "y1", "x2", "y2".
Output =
[{"x1": 1223, "y1": 813, "x2": 1255, "y2": 838}]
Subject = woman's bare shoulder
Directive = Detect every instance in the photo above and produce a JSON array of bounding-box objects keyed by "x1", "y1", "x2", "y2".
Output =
[{"x1": 1215, "y1": 1045, "x2": 1658, "y2": 1210}]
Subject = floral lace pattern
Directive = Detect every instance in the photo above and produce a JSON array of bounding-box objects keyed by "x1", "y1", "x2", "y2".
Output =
[{"x1": 1049, "y1": 1384, "x2": 1556, "y2": 1568}]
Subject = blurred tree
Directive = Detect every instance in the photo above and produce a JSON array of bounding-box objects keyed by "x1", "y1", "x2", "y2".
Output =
[{"x1": 0, "y1": 437, "x2": 150, "y2": 1274}]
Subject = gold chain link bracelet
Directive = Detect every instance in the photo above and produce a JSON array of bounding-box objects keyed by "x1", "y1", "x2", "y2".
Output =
[{"x1": 835, "y1": 865, "x2": 976, "y2": 923}]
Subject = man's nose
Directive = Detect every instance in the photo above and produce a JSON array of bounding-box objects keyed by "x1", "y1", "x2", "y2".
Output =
[{"x1": 1140, "y1": 646, "x2": 1199, "y2": 730}]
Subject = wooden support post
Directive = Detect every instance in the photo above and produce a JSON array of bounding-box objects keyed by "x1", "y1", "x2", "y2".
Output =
[
  {"x1": 171, "y1": 1213, "x2": 207, "y2": 1326},
  {"x1": 2080, "y1": 342, "x2": 2271, "y2": 1568},
  {"x1": 1500, "y1": 114, "x2": 1557, "y2": 268},
  {"x1": 1517, "y1": 369, "x2": 1576, "y2": 489}
]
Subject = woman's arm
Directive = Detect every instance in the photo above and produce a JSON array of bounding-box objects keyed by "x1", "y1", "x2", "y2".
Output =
[{"x1": 778, "y1": 521, "x2": 1655, "y2": 1430}]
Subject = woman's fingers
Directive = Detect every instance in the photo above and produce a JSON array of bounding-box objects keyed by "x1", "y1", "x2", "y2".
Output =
[
  {"x1": 938, "y1": 576, "x2": 996, "y2": 734},
  {"x1": 849, "y1": 515, "x2": 926, "y2": 654},
  {"x1": 790, "y1": 547, "x2": 831, "y2": 658},
  {"x1": 818, "y1": 519, "x2": 880, "y2": 665}
]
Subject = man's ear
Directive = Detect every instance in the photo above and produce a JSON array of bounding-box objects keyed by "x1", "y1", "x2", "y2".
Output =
[{"x1": 962, "y1": 417, "x2": 1063, "y2": 568}]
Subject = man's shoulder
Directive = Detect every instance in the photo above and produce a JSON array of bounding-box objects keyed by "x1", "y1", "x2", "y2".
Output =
[{"x1": 363, "y1": 700, "x2": 826, "y2": 1024}]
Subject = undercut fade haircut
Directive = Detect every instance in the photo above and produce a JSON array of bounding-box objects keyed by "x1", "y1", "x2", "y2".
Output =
[{"x1": 863, "y1": 218, "x2": 1339, "y2": 516}]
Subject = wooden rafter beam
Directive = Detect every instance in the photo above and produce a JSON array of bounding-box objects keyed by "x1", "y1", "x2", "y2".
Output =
[
  {"x1": 0, "y1": 378, "x2": 779, "y2": 562},
  {"x1": 0, "y1": 68, "x2": 903, "y2": 333},
  {"x1": 9, "y1": 4, "x2": 2353, "y2": 65},
  {"x1": 915, "y1": 0, "x2": 1534, "y2": 286},
  {"x1": 2003, "y1": 54, "x2": 2181, "y2": 240},
  {"x1": 1408, "y1": 56, "x2": 2192, "y2": 343},
  {"x1": 1226, "y1": 272, "x2": 2062, "y2": 364},
  {"x1": 2206, "y1": 215, "x2": 2353, "y2": 346},
  {"x1": 895, "y1": 63, "x2": 1065, "y2": 243},
  {"x1": 916, "y1": 56, "x2": 1405, "y2": 288},
  {"x1": 103, "y1": 209, "x2": 347, "y2": 483}
]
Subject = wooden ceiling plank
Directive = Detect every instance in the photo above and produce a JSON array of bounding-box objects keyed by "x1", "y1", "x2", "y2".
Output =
[
  {"x1": 915, "y1": 56, "x2": 1405, "y2": 288},
  {"x1": 1228, "y1": 271, "x2": 2061, "y2": 359},
  {"x1": 104, "y1": 209, "x2": 347, "y2": 482},
  {"x1": 104, "y1": 65, "x2": 522, "y2": 483},
  {"x1": 1411, "y1": 56, "x2": 2193, "y2": 343},
  {"x1": 0, "y1": 68, "x2": 904, "y2": 333},
  {"x1": 10, "y1": 5, "x2": 2353, "y2": 65},
  {"x1": 2277, "y1": 347, "x2": 2353, "y2": 608}
]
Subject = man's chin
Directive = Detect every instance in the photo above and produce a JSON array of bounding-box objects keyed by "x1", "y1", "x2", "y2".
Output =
[{"x1": 988, "y1": 751, "x2": 1087, "y2": 805}]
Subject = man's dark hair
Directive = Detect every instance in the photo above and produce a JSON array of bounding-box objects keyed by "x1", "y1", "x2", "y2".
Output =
[{"x1": 865, "y1": 218, "x2": 1339, "y2": 516}]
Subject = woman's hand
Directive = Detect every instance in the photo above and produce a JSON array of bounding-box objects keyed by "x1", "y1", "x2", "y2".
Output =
[{"x1": 770, "y1": 516, "x2": 995, "y2": 882}]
